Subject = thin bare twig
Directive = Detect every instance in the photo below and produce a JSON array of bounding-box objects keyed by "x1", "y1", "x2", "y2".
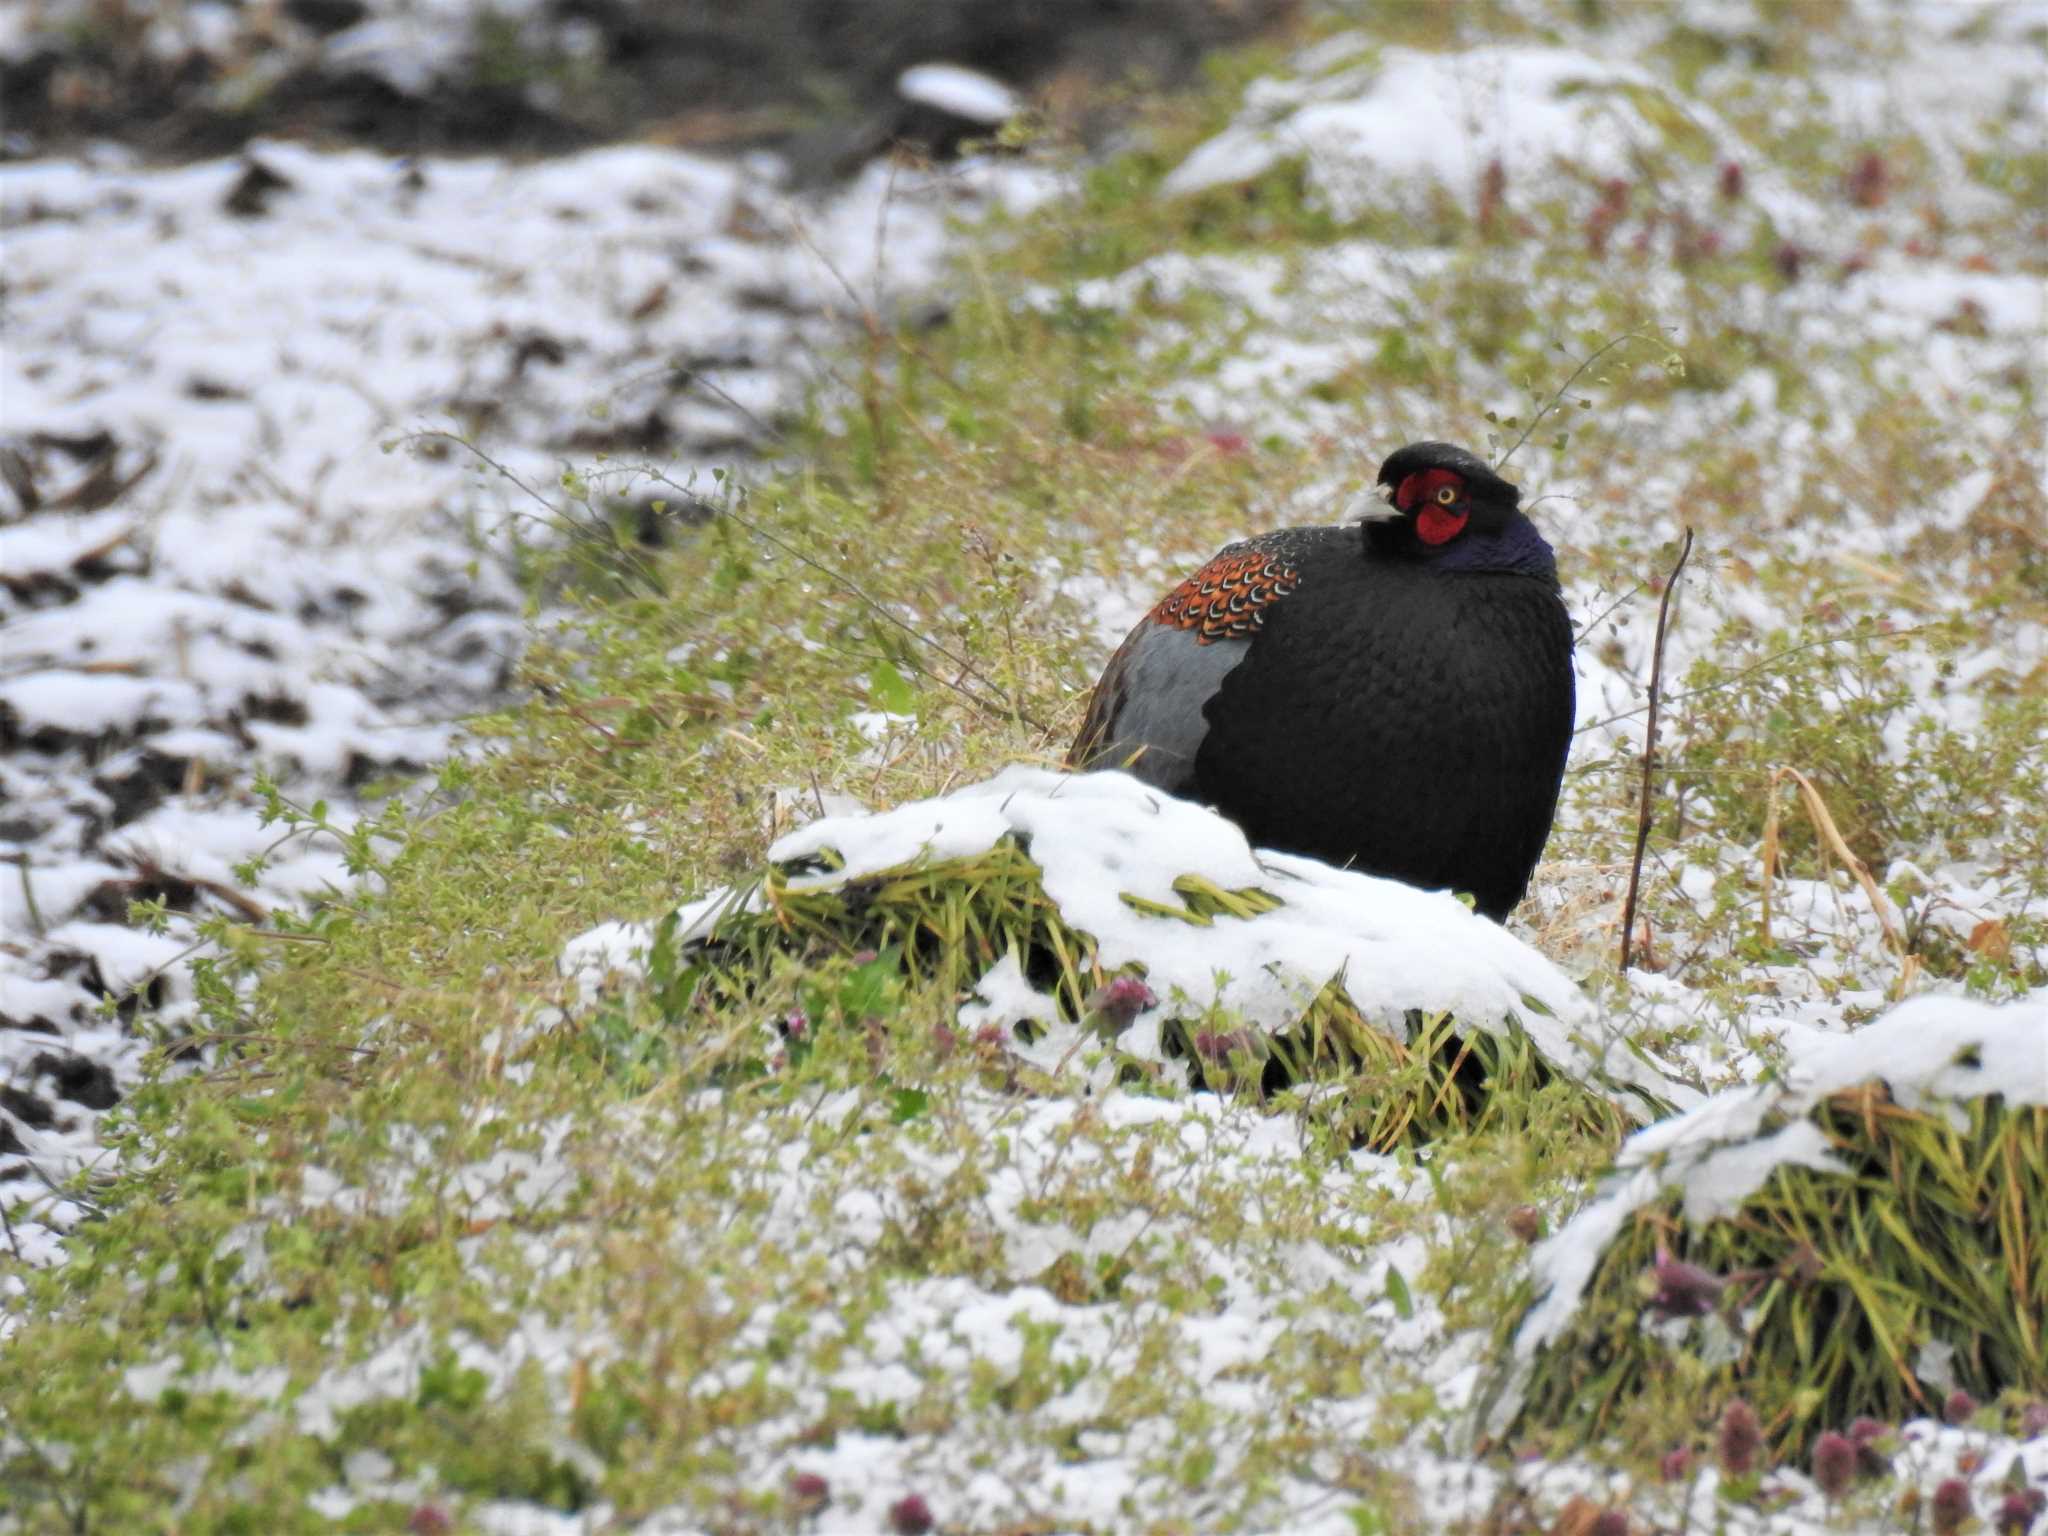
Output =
[
  {"x1": 1620, "y1": 528, "x2": 1694, "y2": 974},
  {"x1": 1573, "y1": 580, "x2": 1645, "y2": 644},
  {"x1": 1495, "y1": 331, "x2": 1672, "y2": 470}
]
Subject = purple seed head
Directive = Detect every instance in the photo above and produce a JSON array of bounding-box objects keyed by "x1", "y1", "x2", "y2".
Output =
[
  {"x1": 1590, "y1": 1509, "x2": 1630, "y2": 1536},
  {"x1": 1848, "y1": 1417, "x2": 1893, "y2": 1477},
  {"x1": 1812, "y1": 1432, "x2": 1856, "y2": 1500},
  {"x1": 1773, "y1": 242, "x2": 1807, "y2": 283},
  {"x1": 1660, "y1": 1446, "x2": 1694, "y2": 1483},
  {"x1": 1718, "y1": 1399, "x2": 1762, "y2": 1478},
  {"x1": 1647, "y1": 1245, "x2": 1725, "y2": 1320},
  {"x1": 1719, "y1": 160, "x2": 1745, "y2": 200},
  {"x1": 1932, "y1": 1478, "x2": 1973, "y2": 1536},
  {"x1": 1089, "y1": 975, "x2": 1157, "y2": 1029},
  {"x1": 973, "y1": 1022, "x2": 1008, "y2": 1050},
  {"x1": 2021, "y1": 1401, "x2": 2048, "y2": 1440},
  {"x1": 888, "y1": 1493, "x2": 935, "y2": 1535},
  {"x1": 1995, "y1": 1487, "x2": 2046, "y2": 1536},
  {"x1": 1847, "y1": 150, "x2": 1890, "y2": 208},
  {"x1": 931, "y1": 1022, "x2": 956, "y2": 1057},
  {"x1": 407, "y1": 1508, "x2": 454, "y2": 1536},
  {"x1": 851, "y1": 949, "x2": 878, "y2": 965},
  {"x1": 789, "y1": 1470, "x2": 829, "y2": 1505},
  {"x1": 1945, "y1": 1388, "x2": 1978, "y2": 1426},
  {"x1": 783, "y1": 1009, "x2": 808, "y2": 1038}
]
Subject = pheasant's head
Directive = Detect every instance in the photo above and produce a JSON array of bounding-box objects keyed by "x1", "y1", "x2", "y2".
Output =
[{"x1": 1371, "y1": 441, "x2": 1523, "y2": 554}]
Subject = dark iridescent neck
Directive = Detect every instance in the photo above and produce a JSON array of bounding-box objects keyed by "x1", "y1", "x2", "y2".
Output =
[
  {"x1": 1361, "y1": 512, "x2": 1558, "y2": 576},
  {"x1": 1434, "y1": 514, "x2": 1558, "y2": 577}
]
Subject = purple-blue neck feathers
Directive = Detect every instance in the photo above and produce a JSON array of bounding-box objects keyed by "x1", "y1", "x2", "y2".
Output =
[{"x1": 1432, "y1": 514, "x2": 1557, "y2": 578}]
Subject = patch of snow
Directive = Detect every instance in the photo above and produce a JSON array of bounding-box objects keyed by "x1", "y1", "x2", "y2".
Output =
[{"x1": 898, "y1": 63, "x2": 1022, "y2": 125}]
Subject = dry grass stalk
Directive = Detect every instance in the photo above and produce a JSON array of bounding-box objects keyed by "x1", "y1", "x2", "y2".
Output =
[{"x1": 1760, "y1": 765, "x2": 1915, "y2": 993}]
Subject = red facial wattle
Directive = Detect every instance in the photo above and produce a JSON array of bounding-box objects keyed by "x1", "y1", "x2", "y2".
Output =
[
  {"x1": 1394, "y1": 468, "x2": 1469, "y2": 546},
  {"x1": 1416, "y1": 504, "x2": 1468, "y2": 544}
]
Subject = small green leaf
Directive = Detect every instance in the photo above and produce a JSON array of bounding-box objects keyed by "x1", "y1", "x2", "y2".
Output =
[
  {"x1": 869, "y1": 660, "x2": 917, "y2": 716},
  {"x1": 1384, "y1": 1264, "x2": 1413, "y2": 1320}
]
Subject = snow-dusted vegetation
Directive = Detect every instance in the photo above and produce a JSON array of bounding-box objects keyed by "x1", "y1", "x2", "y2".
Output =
[{"x1": 2, "y1": 0, "x2": 2044, "y2": 1531}]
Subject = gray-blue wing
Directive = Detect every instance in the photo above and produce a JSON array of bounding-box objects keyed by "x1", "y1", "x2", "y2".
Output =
[{"x1": 1068, "y1": 620, "x2": 1247, "y2": 796}]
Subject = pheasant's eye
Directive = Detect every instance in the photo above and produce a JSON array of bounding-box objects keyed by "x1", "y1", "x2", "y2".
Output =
[{"x1": 1435, "y1": 485, "x2": 1458, "y2": 505}]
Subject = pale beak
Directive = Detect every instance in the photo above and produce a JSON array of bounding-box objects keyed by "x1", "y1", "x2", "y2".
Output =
[{"x1": 1348, "y1": 487, "x2": 1402, "y2": 525}]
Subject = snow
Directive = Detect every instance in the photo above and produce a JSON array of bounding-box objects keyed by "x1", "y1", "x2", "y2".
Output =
[
  {"x1": 898, "y1": 63, "x2": 1023, "y2": 125},
  {"x1": 1164, "y1": 46, "x2": 1731, "y2": 221},
  {"x1": 0, "y1": 126, "x2": 1056, "y2": 1263}
]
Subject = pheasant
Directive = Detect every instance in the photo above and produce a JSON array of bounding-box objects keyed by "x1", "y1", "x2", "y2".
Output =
[{"x1": 1069, "y1": 441, "x2": 1574, "y2": 920}]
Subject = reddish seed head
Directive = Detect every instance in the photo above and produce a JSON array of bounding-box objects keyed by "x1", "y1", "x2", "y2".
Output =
[
  {"x1": 972, "y1": 1022, "x2": 1009, "y2": 1051},
  {"x1": 931, "y1": 1022, "x2": 957, "y2": 1057},
  {"x1": 1996, "y1": 1487, "x2": 2046, "y2": 1536},
  {"x1": 1774, "y1": 243, "x2": 1808, "y2": 283},
  {"x1": 1848, "y1": 1417, "x2": 1893, "y2": 1477},
  {"x1": 1090, "y1": 975, "x2": 1157, "y2": 1029},
  {"x1": 1590, "y1": 1510, "x2": 1630, "y2": 1536},
  {"x1": 1478, "y1": 157, "x2": 1508, "y2": 232},
  {"x1": 1812, "y1": 1432, "x2": 1856, "y2": 1500},
  {"x1": 1505, "y1": 1205, "x2": 1544, "y2": 1244},
  {"x1": 1719, "y1": 161, "x2": 1745, "y2": 200},
  {"x1": 1847, "y1": 150, "x2": 1890, "y2": 208},
  {"x1": 2020, "y1": 1400, "x2": 2048, "y2": 1440},
  {"x1": 789, "y1": 1470, "x2": 829, "y2": 1507},
  {"x1": 1945, "y1": 1388, "x2": 1978, "y2": 1426},
  {"x1": 407, "y1": 1508, "x2": 454, "y2": 1536},
  {"x1": 1660, "y1": 1447, "x2": 1694, "y2": 1483},
  {"x1": 1646, "y1": 1244, "x2": 1725, "y2": 1319},
  {"x1": 1586, "y1": 207, "x2": 1618, "y2": 258},
  {"x1": 889, "y1": 1493, "x2": 936, "y2": 1535},
  {"x1": 1718, "y1": 1399, "x2": 1762, "y2": 1477},
  {"x1": 1932, "y1": 1478, "x2": 1973, "y2": 1536},
  {"x1": 783, "y1": 1009, "x2": 808, "y2": 1038}
]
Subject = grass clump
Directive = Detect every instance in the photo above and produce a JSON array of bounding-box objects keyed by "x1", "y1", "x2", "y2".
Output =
[
  {"x1": 1499, "y1": 1083, "x2": 2047, "y2": 1452},
  {"x1": 651, "y1": 832, "x2": 1641, "y2": 1155}
]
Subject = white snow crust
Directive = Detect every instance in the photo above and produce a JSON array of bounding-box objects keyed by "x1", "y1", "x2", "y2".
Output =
[{"x1": 898, "y1": 63, "x2": 1023, "y2": 125}]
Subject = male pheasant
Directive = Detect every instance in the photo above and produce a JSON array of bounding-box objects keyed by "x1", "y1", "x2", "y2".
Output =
[{"x1": 1069, "y1": 442, "x2": 1574, "y2": 920}]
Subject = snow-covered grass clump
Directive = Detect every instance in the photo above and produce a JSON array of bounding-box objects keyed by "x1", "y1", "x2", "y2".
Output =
[
  {"x1": 567, "y1": 765, "x2": 1694, "y2": 1147},
  {"x1": 1485, "y1": 996, "x2": 2048, "y2": 1448}
]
